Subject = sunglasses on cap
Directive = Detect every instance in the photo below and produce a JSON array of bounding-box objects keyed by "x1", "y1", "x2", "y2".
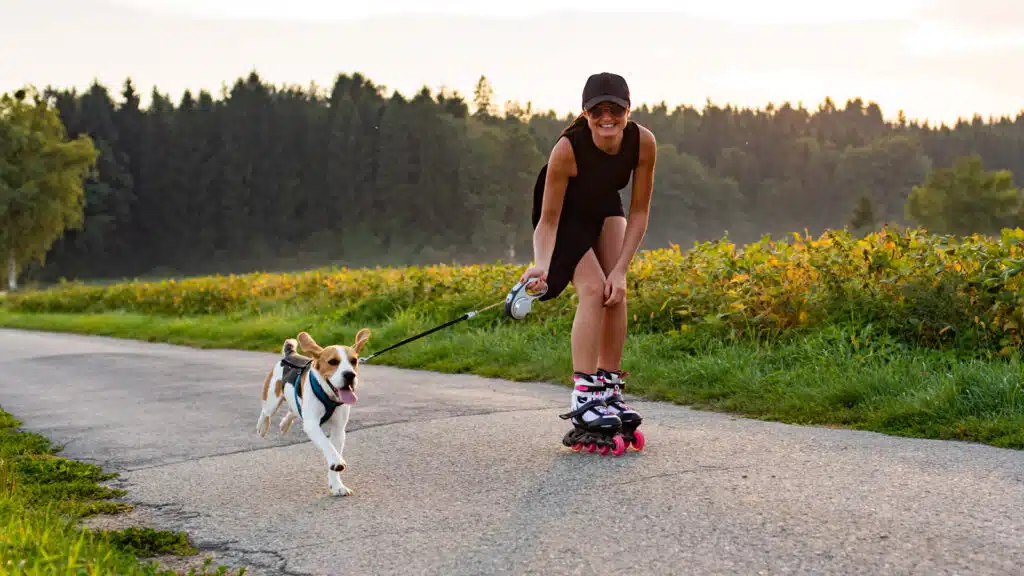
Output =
[{"x1": 586, "y1": 101, "x2": 627, "y2": 118}]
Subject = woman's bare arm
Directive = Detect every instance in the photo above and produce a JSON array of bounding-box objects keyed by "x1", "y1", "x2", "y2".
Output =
[
  {"x1": 531, "y1": 137, "x2": 576, "y2": 272},
  {"x1": 611, "y1": 125, "x2": 657, "y2": 277}
]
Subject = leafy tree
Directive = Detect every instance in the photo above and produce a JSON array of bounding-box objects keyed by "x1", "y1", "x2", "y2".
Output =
[
  {"x1": 0, "y1": 87, "x2": 99, "y2": 290},
  {"x1": 905, "y1": 155, "x2": 1021, "y2": 236},
  {"x1": 42, "y1": 82, "x2": 136, "y2": 278},
  {"x1": 849, "y1": 195, "x2": 876, "y2": 232},
  {"x1": 835, "y1": 134, "x2": 932, "y2": 227},
  {"x1": 472, "y1": 75, "x2": 497, "y2": 121}
]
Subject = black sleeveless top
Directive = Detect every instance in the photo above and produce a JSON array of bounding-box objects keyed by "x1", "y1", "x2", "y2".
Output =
[
  {"x1": 532, "y1": 118, "x2": 641, "y2": 227},
  {"x1": 528, "y1": 118, "x2": 642, "y2": 301}
]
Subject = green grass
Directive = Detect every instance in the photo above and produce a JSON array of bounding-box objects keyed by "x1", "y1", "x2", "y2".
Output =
[
  {"x1": 3, "y1": 309, "x2": 1024, "y2": 449},
  {"x1": 0, "y1": 405, "x2": 244, "y2": 575}
]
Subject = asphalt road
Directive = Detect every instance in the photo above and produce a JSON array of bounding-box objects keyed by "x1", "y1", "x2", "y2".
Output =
[{"x1": 1, "y1": 328, "x2": 1023, "y2": 575}]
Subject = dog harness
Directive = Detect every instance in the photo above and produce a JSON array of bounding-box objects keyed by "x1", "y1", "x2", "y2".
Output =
[{"x1": 281, "y1": 355, "x2": 342, "y2": 427}]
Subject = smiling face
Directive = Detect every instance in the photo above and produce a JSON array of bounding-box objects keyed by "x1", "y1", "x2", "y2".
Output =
[
  {"x1": 297, "y1": 329, "x2": 371, "y2": 404},
  {"x1": 585, "y1": 100, "x2": 629, "y2": 140}
]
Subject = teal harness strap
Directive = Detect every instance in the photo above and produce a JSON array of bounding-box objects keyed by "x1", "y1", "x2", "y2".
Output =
[{"x1": 293, "y1": 369, "x2": 342, "y2": 427}]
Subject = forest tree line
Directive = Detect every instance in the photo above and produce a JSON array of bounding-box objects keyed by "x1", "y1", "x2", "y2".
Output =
[{"x1": 10, "y1": 70, "x2": 1024, "y2": 284}]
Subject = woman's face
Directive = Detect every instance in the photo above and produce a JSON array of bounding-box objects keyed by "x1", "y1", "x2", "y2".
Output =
[{"x1": 586, "y1": 101, "x2": 629, "y2": 139}]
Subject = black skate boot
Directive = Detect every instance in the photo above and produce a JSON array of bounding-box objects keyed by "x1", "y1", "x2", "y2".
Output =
[
  {"x1": 559, "y1": 372, "x2": 626, "y2": 456},
  {"x1": 597, "y1": 369, "x2": 645, "y2": 451}
]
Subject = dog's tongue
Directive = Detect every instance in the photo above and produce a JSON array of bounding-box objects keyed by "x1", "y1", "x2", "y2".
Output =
[{"x1": 339, "y1": 389, "x2": 358, "y2": 404}]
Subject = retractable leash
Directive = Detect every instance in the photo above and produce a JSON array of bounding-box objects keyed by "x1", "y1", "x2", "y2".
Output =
[
  {"x1": 504, "y1": 277, "x2": 548, "y2": 320},
  {"x1": 357, "y1": 277, "x2": 547, "y2": 364}
]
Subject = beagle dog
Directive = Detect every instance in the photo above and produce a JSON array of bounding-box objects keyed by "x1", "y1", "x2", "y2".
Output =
[{"x1": 256, "y1": 329, "x2": 370, "y2": 496}]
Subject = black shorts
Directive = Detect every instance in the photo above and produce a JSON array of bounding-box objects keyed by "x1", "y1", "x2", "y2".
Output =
[{"x1": 531, "y1": 165, "x2": 625, "y2": 301}]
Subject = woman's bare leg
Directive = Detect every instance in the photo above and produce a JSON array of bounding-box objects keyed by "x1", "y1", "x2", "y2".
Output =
[
  {"x1": 569, "y1": 249, "x2": 608, "y2": 374},
  {"x1": 561, "y1": 219, "x2": 634, "y2": 455},
  {"x1": 594, "y1": 216, "x2": 628, "y2": 371},
  {"x1": 589, "y1": 215, "x2": 643, "y2": 449}
]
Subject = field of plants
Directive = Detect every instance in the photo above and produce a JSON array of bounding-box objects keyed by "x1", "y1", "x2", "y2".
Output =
[
  {"x1": 6, "y1": 226, "x2": 1024, "y2": 356},
  {"x1": 5, "y1": 226, "x2": 1024, "y2": 450}
]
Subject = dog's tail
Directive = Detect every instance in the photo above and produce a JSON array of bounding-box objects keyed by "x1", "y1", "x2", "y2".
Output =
[{"x1": 282, "y1": 338, "x2": 298, "y2": 357}]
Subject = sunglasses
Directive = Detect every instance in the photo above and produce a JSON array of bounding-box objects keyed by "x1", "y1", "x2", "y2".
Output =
[{"x1": 586, "y1": 102, "x2": 627, "y2": 118}]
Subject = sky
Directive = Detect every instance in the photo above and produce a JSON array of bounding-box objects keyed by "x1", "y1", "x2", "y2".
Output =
[{"x1": 2, "y1": 0, "x2": 1023, "y2": 125}]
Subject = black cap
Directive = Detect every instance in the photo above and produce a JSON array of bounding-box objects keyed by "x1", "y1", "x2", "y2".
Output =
[{"x1": 582, "y1": 72, "x2": 630, "y2": 110}]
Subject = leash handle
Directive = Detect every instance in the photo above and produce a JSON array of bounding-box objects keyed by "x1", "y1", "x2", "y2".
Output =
[
  {"x1": 524, "y1": 276, "x2": 547, "y2": 294},
  {"x1": 504, "y1": 277, "x2": 547, "y2": 320}
]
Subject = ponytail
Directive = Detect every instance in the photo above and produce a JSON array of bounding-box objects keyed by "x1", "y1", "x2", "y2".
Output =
[{"x1": 559, "y1": 112, "x2": 587, "y2": 139}]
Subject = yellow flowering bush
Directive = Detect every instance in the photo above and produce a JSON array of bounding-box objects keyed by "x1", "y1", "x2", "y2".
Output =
[{"x1": 6, "y1": 226, "x2": 1024, "y2": 353}]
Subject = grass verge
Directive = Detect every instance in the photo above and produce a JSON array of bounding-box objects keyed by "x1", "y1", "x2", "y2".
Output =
[
  {"x1": 0, "y1": 404, "x2": 244, "y2": 574},
  {"x1": 2, "y1": 309, "x2": 1023, "y2": 449}
]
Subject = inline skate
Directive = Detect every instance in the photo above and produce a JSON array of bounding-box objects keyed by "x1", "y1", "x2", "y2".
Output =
[
  {"x1": 597, "y1": 369, "x2": 645, "y2": 451},
  {"x1": 559, "y1": 372, "x2": 626, "y2": 456}
]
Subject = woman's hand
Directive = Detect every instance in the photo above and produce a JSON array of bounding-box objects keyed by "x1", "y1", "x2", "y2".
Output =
[
  {"x1": 519, "y1": 265, "x2": 548, "y2": 293},
  {"x1": 604, "y1": 268, "x2": 627, "y2": 306}
]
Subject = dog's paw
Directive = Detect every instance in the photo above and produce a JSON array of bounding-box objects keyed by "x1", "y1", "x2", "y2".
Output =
[
  {"x1": 330, "y1": 461, "x2": 347, "y2": 473},
  {"x1": 331, "y1": 486, "x2": 353, "y2": 497}
]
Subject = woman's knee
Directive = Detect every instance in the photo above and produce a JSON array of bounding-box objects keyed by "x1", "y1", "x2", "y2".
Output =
[
  {"x1": 572, "y1": 253, "x2": 606, "y2": 305},
  {"x1": 575, "y1": 278, "x2": 605, "y2": 305}
]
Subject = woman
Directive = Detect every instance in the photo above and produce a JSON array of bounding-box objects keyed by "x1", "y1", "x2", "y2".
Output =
[{"x1": 520, "y1": 72, "x2": 657, "y2": 455}]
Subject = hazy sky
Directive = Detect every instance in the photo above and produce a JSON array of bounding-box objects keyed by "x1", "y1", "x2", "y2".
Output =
[{"x1": 3, "y1": 0, "x2": 1022, "y2": 125}]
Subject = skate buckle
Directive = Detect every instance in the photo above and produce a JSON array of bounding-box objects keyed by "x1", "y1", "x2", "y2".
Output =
[{"x1": 504, "y1": 277, "x2": 547, "y2": 320}]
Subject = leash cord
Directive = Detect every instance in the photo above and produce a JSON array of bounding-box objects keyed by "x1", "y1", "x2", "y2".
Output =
[{"x1": 358, "y1": 298, "x2": 505, "y2": 364}]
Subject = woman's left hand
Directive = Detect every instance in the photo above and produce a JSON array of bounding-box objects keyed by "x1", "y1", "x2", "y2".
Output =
[{"x1": 604, "y1": 269, "x2": 627, "y2": 306}]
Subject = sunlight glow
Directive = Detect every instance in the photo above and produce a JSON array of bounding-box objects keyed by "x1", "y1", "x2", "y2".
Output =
[
  {"x1": 106, "y1": 0, "x2": 932, "y2": 23},
  {"x1": 2, "y1": 0, "x2": 1020, "y2": 125},
  {"x1": 903, "y1": 21, "x2": 1024, "y2": 55}
]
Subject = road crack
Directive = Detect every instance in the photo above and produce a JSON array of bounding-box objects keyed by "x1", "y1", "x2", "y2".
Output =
[
  {"x1": 195, "y1": 539, "x2": 316, "y2": 576},
  {"x1": 125, "y1": 440, "x2": 311, "y2": 472}
]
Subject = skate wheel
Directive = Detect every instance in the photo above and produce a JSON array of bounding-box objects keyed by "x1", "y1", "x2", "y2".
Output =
[
  {"x1": 598, "y1": 444, "x2": 610, "y2": 456},
  {"x1": 570, "y1": 442, "x2": 583, "y2": 452},
  {"x1": 611, "y1": 435, "x2": 626, "y2": 457},
  {"x1": 585, "y1": 443, "x2": 597, "y2": 453},
  {"x1": 631, "y1": 429, "x2": 646, "y2": 451}
]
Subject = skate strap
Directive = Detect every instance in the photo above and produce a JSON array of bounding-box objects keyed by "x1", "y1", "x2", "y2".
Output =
[
  {"x1": 605, "y1": 398, "x2": 627, "y2": 410},
  {"x1": 558, "y1": 398, "x2": 608, "y2": 420},
  {"x1": 598, "y1": 370, "x2": 629, "y2": 390}
]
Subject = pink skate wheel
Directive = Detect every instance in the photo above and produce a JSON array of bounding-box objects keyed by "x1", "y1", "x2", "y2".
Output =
[
  {"x1": 570, "y1": 442, "x2": 583, "y2": 452},
  {"x1": 631, "y1": 430, "x2": 646, "y2": 451},
  {"x1": 598, "y1": 444, "x2": 610, "y2": 456},
  {"x1": 611, "y1": 435, "x2": 626, "y2": 457},
  {"x1": 585, "y1": 443, "x2": 597, "y2": 453}
]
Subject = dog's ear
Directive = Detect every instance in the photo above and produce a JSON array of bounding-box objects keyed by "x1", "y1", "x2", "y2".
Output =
[
  {"x1": 297, "y1": 331, "x2": 324, "y2": 356},
  {"x1": 353, "y1": 328, "x2": 371, "y2": 354}
]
